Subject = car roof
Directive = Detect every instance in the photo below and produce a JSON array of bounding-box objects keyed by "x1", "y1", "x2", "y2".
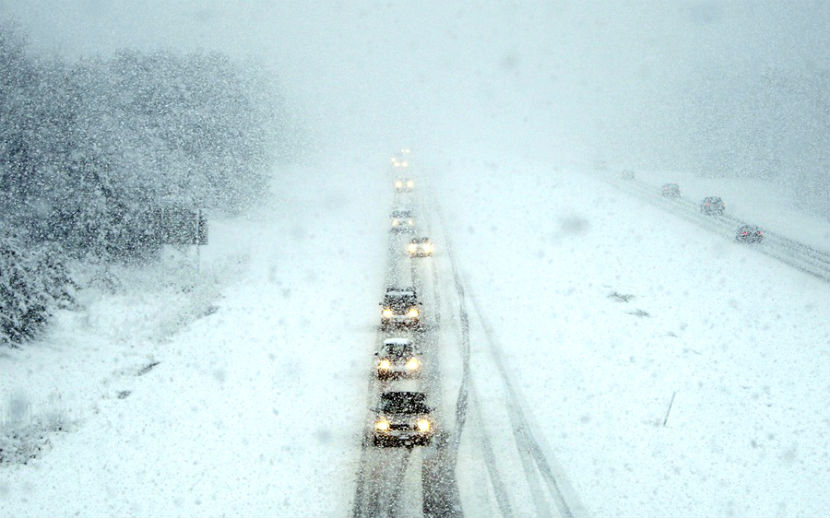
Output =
[{"x1": 386, "y1": 286, "x2": 416, "y2": 295}]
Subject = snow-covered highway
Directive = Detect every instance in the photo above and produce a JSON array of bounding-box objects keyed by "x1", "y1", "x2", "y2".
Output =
[{"x1": 2, "y1": 157, "x2": 828, "y2": 517}]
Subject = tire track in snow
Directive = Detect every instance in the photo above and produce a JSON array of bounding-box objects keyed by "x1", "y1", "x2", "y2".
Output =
[
  {"x1": 433, "y1": 198, "x2": 516, "y2": 518},
  {"x1": 465, "y1": 286, "x2": 582, "y2": 518}
]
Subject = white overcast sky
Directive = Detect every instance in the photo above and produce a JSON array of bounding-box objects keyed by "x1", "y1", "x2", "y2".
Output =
[{"x1": 2, "y1": 0, "x2": 829, "y2": 205}]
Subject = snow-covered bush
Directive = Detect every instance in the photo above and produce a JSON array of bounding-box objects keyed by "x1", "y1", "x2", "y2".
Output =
[{"x1": 0, "y1": 234, "x2": 75, "y2": 346}]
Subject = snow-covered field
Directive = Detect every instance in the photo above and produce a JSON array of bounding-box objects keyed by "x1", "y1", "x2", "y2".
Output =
[{"x1": 2, "y1": 158, "x2": 828, "y2": 517}]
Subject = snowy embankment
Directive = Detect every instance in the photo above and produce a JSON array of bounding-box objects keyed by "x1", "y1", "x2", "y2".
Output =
[
  {"x1": 1, "y1": 157, "x2": 827, "y2": 517},
  {"x1": 432, "y1": 161, "x2": 829, "y2": 517},
  {"x1": 1, "y1": 163, "x2": 388, "y2": 516}
]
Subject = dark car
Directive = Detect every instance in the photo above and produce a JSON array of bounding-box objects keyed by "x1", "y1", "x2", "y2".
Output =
[
  {"x1": 662, "y1": 183, "x2": 681, "y2": 198},
  {"x1": 390, "y1": 208, "x2": 415, "y2": 233},
  {"x1": 375, "y1": 338, "x2": 422, "y2": 379},
  {"x1": 736, "y1": 224, "x2": 764, "y2": 243},
  {"x1": 700, "y1": 196, "x2": 726, "y2": 215},
  {"x1": 372, "y1": 391, "x2": 434, "y2": 447},
  {"x1": 380, "y1": 286, "x2": 421, "y2": 329}
]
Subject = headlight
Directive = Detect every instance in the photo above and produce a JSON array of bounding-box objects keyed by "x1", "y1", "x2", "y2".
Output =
[
  {"x1": 395, "y1": 181, "x2": 403, "y2": 189},
  {"x1": 381, "y1": 308, "x2": 394, "y2": 319},
  {"x1": 406, "y1": 307, "x2": 419, "y2": 318},
  {"x1": 424, "y1": 243, "x2": 433, "y2": 252},
  {"x1": 407, "y1": 219, "x2": 414, "y2": 226},
  {"x1": 378, "y1": 359, "x2": 392, "y2": 370},
  {"x1": 405, "y1": 357, "x2": 421, "y2": 371},
  {"x1": 407, "y1": 243, "x2": 417, "y2": 254},
  {"x1": 416, "y1": 418, "x2": 431, "y2": 433},
  {"x1": 375, "y1": 419, "x2": 390, "y2": 432},
  {"x1": 392, "y1": 219, "x2": 399, "y2": 226},
  {"x1": 406, "y1": 180, "x2": 414, "y2": 188}
]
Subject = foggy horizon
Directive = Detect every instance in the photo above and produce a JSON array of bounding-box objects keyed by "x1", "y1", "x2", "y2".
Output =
[{"x1": 3, "y1": 0, "x2": 828, "y2": 214}]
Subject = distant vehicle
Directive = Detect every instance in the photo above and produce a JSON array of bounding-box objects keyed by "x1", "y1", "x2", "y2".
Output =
[
  {"x1": 380, "y1": 287, "x2": 421, "y2": 329},
  {"x1": 662, "y1": 183, "x2": 681, "y2": 198},
  {"x1": 395, "y1": 177, "x2": 415, "y2": 192},
  {"x1": 736, "y1": 224, "x2": 764, "y2": 243},
  {"x1": 375, "y1": 338, "x2": 422, "y2": 379},
  {"x1": 700, "y1": 196, "x2": 726, "y2": 215},
  {"x1": 406, "y1": 237, "x2": 433, "y2": 257},
  {"x1": 390, "y1": 149, "x2": 411, "y2": 169},
  {"x1": 390, "y1": 209, "x2": 415, "y2": 233},
  {"x1": 620, "y1": 169, "x2": 635, "y2": 180},
  {"x1": 372, "y1": 391, "x2": 433, "y2": 447}
]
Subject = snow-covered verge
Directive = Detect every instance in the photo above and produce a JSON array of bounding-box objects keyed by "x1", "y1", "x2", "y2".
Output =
[
  {"x1": 0, "y1": 162, "x2": 388, "y2": 516},
  {"x1": 432, "y1": 160, "x2": 830, "y2": 517}
]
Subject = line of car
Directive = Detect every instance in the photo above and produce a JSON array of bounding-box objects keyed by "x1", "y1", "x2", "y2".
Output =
[
  {"x1": 658, "y1": 181, "x2": 764, "y2": 243},
  {"x1": 367, "y1": 157, "x2": 439, "y2": 449}
]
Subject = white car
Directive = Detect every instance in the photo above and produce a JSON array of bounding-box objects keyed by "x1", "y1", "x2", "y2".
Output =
[
  {"x1": 406, "y1": 237, "x2": 433, "y2": 257},
  {"x1": 394, "y1": 177, "x2": 415, "y2": 192},
  {"x1": 375, "y1": 338, "x2": 423, "y2": 379}
]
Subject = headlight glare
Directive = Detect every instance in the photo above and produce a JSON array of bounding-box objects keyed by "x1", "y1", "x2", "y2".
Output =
[
  {"x1": 381, "y1": 308, "x2": 394, "y2": 319},
  {"x1": 375, "y1": 419, "x2": 390, "y2": 432},
  {"x1": 378, "y1": 359, "x2": 392, "y2": 370},
  {"x1": 406, "y1": 307, "x2": 419, "y2": 318},
  {"x1": 405, "y1": 357, "x2": 421, "y2": 371},
  {"x1": 416, "y1": 418, "x2": 431, "y2": 432}
]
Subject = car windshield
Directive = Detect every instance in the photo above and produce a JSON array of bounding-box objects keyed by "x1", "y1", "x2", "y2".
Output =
[
  {"x1": 391, "y1": 210, "x2": 412, "y2": 218},
  {"x1": 384, "y1": 295, "x2": 416, "y2": 308},
  {"x1": 379, "y1": 394, "x2": 430, "y2": 414},
  {"x1": 383, "y1": 343, "x2": 414, "y2": 356}
]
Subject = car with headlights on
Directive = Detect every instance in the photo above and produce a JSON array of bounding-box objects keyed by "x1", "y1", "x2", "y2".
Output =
[
  {"x1": 395, "y1": 177, "x2": 415, "y2": 192},
  {"x1": 380, "y1": 286, "x2": 422, "y2": 329},
  {"x1": 662, "y1": 183, "x2": 681, "y2": 198},
  {"x1": 390, "y1": 209, "x2": 415, "y2": 233},
  {"x1": 736, "y1": 224, "x2": 764, "y2": 243},
  {"x1": 700, "y1": 196, "x2": 726, "y2": 215},
  {"x1": 406, "y1": 237, "x2": 433, "y2": 257},
  {"x1": 375, "y1": 338, "x2": 422, "y2": 379},
  {"x1": 372, "y1": 391, "x2": 434, "y2": 447}
]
